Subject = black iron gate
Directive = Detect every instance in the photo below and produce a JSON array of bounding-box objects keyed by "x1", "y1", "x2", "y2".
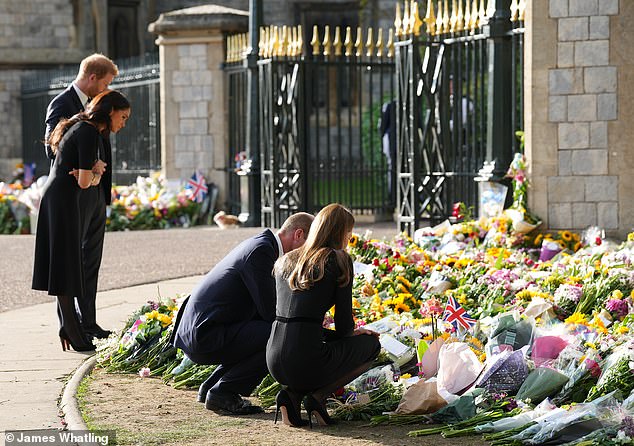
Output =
[
  {"x1": 20, "y1": 53, "x2": 160, "y2": 184},
  {"x1": 395, "y1": 0, "x2": 525, "y2": 233},
  {"x1": 257, "y1": 26, "x2": 396, "y2": 228}
]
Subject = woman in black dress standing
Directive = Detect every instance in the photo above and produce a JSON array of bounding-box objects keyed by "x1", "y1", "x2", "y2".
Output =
[
  {"x1": 266, "y1": 204, "x2": 381, "y2": 427},
  {"x1": 32, "y1": 90, "x2": 130, "y2": 352}
]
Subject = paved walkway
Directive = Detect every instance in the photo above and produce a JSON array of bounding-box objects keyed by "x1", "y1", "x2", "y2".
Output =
[
  {"x1": 0, "y1": 222, "x2": 399, "y2": 438},
  {"x1": 0, "y1": 275, "x2": 202, "y2": 434}
]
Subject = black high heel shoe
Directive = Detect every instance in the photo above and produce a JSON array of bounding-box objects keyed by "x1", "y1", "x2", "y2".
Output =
[
  {"x1": 274, "y1": 389, "x2": 308, "y2": 427},
  {"x1": 59, "y1": 328, "x2": 95, "y2": 352},
  {"x1": 303, "y1": 394, "x2": 337, "y2": 427}
]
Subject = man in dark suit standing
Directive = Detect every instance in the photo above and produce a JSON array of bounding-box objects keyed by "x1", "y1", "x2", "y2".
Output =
[
  {"x1": 44, "y1": 53, "x2": 119, "y2": 340},
  {"x1": 173, "y1": 212, "x2": 314, "y2": 414}
]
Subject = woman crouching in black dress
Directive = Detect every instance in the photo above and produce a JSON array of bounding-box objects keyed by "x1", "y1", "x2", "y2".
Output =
[{"x1": 266, "y1": 203, "x2": 381, "y2": 427}]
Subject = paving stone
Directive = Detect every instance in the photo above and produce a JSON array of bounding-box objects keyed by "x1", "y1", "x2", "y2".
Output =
[
  {"x1": 558, "y1": 42, "x2": 575, "y2": 67},
  {"x1": 558, "y1": 17, "x2": 588, "y2": 41},
  {"x1": 584, "y1": 66, "x2": 617, "y2": 93},
  {"x1": 597, "y1": 93, "x2": 617, "y2": 120},
  {"x1": 590, "y1": 121, "x2": 608, "y2": 147},
  {"x1": 549, "y1": 202, "x2": 572, "y2": 228},
  {"x1": 549, "y1": 95, "x2": 567, "y2": 122},
  {"x1": 589, "y1": 16, "x2": 610, "y2": 39},
  {"x1": 597, "y1": 202, "x2": 619, "y2": 229},
  {"x1": 569, "y1": 0, "x2": 598, "y2": 16},
  {"x1": 567, "y1": 94, "x2": 597, "y2": 122},
  {"x1": 548, "y1": 176, "x2": 585, "y2": 202},
  {"x1": 549, "y1": 0, "x2": 569, "y2": 17},
  {"x1": 549, "y1": 68, "x2": 583, "y2": 95},
  {"x1": 598, "y1": 0, "x2": 619, "y2": 15},
  {"x1": 574, "y1": 40, "x2": 610, "y2": 66},
  {"x1": 585, "y1": 175, "x2": 617, "y2": 201},
  {"x1": 558, "y1": 150, "x2": 572, "y2": 175}
]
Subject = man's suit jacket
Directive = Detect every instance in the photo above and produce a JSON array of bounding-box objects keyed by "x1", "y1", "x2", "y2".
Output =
[
  {"x1": 173, "y1": 229, "x2": 279, "y2": 355},
  {"x1": 45, "y1": 85, "x2": 112, "y2": 205},
  {"x1": 44, "y1": 85, "x2": 83, "y2": 160}
]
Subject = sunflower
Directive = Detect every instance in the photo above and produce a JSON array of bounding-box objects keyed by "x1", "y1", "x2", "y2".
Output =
[
  {"x1": 394, "y1": 302, "x2": 411, "y2": 314},
  {"x1": 534, "y1": 233, "x2": 543, "y2": 246},
  {"x1": 396, "y1": 276, "x2": 412, "y2": 289},
  {"x1": 348, "y1": 234, "x2": 359, "y2": 247},
  {"x1": 560, "y1": 230, "x2": 573, "y2": 242}
]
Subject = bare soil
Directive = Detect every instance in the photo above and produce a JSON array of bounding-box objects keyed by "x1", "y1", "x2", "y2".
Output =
[{"x1": 81, "y1": 368, "x2": 489, "y2": 446}]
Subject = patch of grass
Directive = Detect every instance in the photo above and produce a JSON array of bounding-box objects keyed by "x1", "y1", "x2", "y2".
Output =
[
  {"x1": 312, "y1": 175, "x2": 389, "y2": 208},
  {"x1": 76, "y1": 374, "x2": 95, "y2": 428},
  {"x1": 99, "y1": 419, "x2": 248, "y2": 445}
]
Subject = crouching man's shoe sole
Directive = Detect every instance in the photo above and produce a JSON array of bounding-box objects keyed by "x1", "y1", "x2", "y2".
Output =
[{"x1": 205, "y1": 390, "x2": 264, "y2": 415}]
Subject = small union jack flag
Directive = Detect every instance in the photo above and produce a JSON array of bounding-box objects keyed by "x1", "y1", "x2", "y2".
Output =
[
  {"x1": 186, "y1": 171, "x2": 208, "y2": 203},
  {"x1": 443, "y1": 295, "x2": 477, "y2": 330}
]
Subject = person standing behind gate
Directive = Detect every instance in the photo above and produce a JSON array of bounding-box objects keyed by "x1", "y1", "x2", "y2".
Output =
[
  {"x1": 33, "y1": 90, "x2": 131, "y2": 352},
  {"x1": 43, "y1": 54, "x2": 119, "y2": 340},
  {"x1": 171, "y1": 213, "x2": 314, "y2": 415}
]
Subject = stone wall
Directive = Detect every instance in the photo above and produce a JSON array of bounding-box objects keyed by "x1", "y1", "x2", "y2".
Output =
[
  {"x1": 0, "y1": 0, "x2": 79, "y2": 180},
  {"x1": 0, "y1": 70, "x2": 23, "y2": 180},
  {"x1": 150, "y1": 5, "x2": 248, "y2": 207},
  {"x1": 528, "y1": 0, "x2": 631, "y2": 236}
]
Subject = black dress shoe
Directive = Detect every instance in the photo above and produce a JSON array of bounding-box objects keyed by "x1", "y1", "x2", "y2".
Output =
[
  {"x1": 197, "y1": 366, "x2": 227, "y2": 403},
  {"x1": 205, "y1": 390, "x2": 264, "y2": 415},
  {"x1": 84, "y1": 324, "x2": 112, "y2": 339}
]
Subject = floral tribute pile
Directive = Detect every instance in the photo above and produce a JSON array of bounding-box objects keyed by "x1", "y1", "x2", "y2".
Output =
[
  {"x1": 0, "y1": 173, "x2": 207, "y2": 234},
  {"x1": 95, "y1": 212, "x2": 634, "y2": 445},
  {"x1": 107, "y1": 174, "x2": 204, "y2": 231}
]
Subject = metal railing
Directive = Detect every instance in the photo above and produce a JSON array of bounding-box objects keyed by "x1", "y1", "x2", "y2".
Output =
[{"x1": 394, "y1": 0, "x2": 525, "y2": 232}]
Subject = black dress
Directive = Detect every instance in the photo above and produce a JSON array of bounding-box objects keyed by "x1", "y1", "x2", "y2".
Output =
[
  {"x1": 32, "y1": 121, "x2": 100, "y2": 296},
  {"x1": 266, "y1": 251, "x2": 381, "y2": 392}
]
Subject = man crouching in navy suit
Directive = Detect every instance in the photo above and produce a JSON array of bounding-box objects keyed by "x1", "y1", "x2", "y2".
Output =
[{"x1": 172, "y1": 213, "x2": 314, "y2": 414}]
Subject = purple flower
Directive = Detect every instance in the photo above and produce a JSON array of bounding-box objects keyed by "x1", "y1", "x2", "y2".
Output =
[
  {"x1": 605, "y1": 298, "x2": 629, "y2": 319},
  {"x1": 622, "y1": 415, "x2": 634, "y2": 438},
  {"x1": 504, "y1": 399, "x2": 518, "y2": 412}
]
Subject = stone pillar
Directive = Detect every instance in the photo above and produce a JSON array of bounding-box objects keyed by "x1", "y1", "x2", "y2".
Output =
[
  {"x1": 149, "y1": 5, "x2": 248, "y2": 206},
  {"x1": 526, "y1": 0, "x2": 631, "y2": 237}
]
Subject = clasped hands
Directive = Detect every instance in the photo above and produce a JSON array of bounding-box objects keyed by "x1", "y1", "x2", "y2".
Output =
[{"x1": 69, "y1": 159, "x2": 107, "y2": 186}]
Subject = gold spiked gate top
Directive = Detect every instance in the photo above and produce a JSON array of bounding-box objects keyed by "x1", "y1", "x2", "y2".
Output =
[{"x1": 225, "y1": 0, "x2": 527, "y2": 63}]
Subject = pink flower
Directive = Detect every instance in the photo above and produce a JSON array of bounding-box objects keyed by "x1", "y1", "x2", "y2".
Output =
[
  {"x1": 606, "y1": 298, "x2": 629, "y2": 319},
  {"x1": 138, "y1": 367, "x2": 151, "y2": 378},
  {"x1": 584, "y1": 359, "x2": 601, "y2": 378}
]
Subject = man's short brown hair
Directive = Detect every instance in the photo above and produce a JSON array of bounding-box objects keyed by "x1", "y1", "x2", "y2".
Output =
[
  {"x1": 279, "y1": 212, "x2": 314, "y2": 237},
  {"x1": 78, "y1": 54, "x2": 119, "y2": 79}
]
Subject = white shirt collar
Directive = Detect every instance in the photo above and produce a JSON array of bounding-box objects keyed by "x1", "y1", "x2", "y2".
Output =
[
  {"x1": 72, "y1": 82, "x2": 90, "y2": 108},
  {"x1": 273, "y1": 232, "x2": 284, "y2": 259}
]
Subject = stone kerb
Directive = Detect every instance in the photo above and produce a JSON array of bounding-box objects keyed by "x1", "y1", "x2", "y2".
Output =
[{"x1": 149, "y1": 5, "x2": 248, "y2": 205}]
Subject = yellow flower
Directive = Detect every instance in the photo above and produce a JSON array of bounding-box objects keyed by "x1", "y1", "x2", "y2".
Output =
[
  {"x1": 611, "y1": 290, "x2": 623, "y2": 300},
  {"x1": 534, "y1": 233, "x2": 543, "y2": 246},
  {"x1": 396, "y1": 276, "x2": 412, "y2": 289},
  {"x1": 156, "y1": 313, "x2": 172, "y2": 328},
  {"x1": 348, "y1": 234, "x2": 359, "y2": 247},
  {"x1": 394, "y1": 302, "x2": 411, "y2": 314},
  {"x1": 573, "y1": 242, "x2": 582, "y2": 252},
  {"x1": 565, "y1": 312, "x2": 589, "y2": 325},
  {"x1": 400, "y1": 373, "x2": 412, "y2": 379},
  {"x1": 478, "y1": 353, "x2": 487, "y2": 363},
  {"x1": 590, "y1": 315, "x2": 608, "y2": 334},
  {"x1": 145, "y1": 310, "x2": 159, "y2": 320},
  {"x1": 397, "y1": 283, "x2": 409, "y2": 294},
  {"x1": 557, "y1": 240, "x2": 567, "y2": 250},
  {"x1": 352, "y1": 297, "x2": 360, "y2": 309},
  {"x1": 615, "y1": 326, "x2": 629, "y2": 335},
  {"x1": 585, "y1": 341, "x2": 597, "y2": 350},
  {"x1": 628, "y1": 232, "x2": 634, "y2": 242},
  {"x1": 560, "y1": 231, "x2": 573, "y2": 242}
]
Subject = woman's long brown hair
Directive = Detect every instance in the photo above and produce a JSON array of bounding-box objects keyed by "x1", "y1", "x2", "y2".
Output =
[
  {"x1": 48, "y1": 89, "x2": 130, "y2": 155},
  {"x1": 275, "y1": 203, "x2": 354, "y2": 290}
]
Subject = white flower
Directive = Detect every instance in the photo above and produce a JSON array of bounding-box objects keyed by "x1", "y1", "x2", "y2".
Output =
[{"x1": 138, "y1": 367, "x2": 151, "y2": 378}]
